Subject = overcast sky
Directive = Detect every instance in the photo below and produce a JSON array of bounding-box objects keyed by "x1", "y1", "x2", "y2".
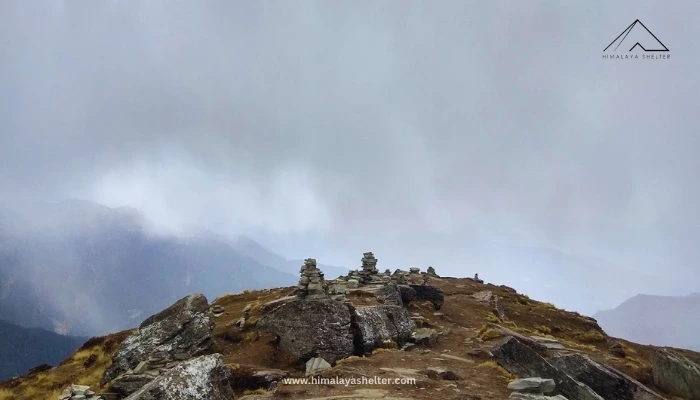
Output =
[{"x1": 1, "y1": 1, "x2": 698, "y2": 314}]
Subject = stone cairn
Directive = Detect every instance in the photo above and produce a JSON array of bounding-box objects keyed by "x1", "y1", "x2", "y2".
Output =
[
  {"x1": 427, "y1": 266, "x2": 438, "y2": 276},
  {"x1": 358, "y1": 252, "x2": 383, "y2": 284},
  {"x1": 296, "y1": 258, "x2": 328, "y2": 299}
]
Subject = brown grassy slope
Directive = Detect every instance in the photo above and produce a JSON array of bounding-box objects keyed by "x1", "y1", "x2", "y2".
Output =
[
  {"x1": 2, "y1": 276, "x2": 698, "y2": 400},
  {"x1": 0, "y1": 329, "x2": 133, "y2": 400}
]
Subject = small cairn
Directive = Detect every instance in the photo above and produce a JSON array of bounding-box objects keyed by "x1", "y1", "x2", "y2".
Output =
[
  {"x1": 427, "y1": 266, "x2": 438, "y2": 277},
  {"x1": 296, "y1": 258, "x2": 328, "y2": 300},
  {"x1": 473, "y1": 273, "x2": 483, "y2": 284},
  {"x1": 235, "y1": 303, "x2": 252, "y2": 329},
  {"x1": 358, "y1": 252, "x2": 382, "y2": 284}
]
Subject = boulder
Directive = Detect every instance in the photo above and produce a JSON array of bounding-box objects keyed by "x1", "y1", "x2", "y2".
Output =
[
  {"x1": 354, "y1": 305, "x2": 414, "y2": 353},
  {"x1": 508, "y1": 377, "x2": 556, "y2": 394},
  {"x1": 256, "y1": 299, "x2": 354, "y2": 363},
  {"x1": 409, "y1": 284, "x2": 444, "y2": 310},
  {"x1": 124, "y1": 354, "x2": 232, "y2": 400},
  {"x1": 306, "y1": 357, "x2": 332, "y2": 376},
  {"x1": 375, "y1": 283, "x2": 403, "y2": 306},
  {"x1": 652, "y1": 348, "x2": 700, "y2": 400},
  {"x1": 397, "y1": 285, "x2": 416, "y2": 305},
  {"x1": 101, "y1": 293, "x2": 215, "y2": 386},
  {"x1": 491, "y1": 337, "x2": 604, "y2": 400},
  {"x1": 549, "y1": 353, "x2": 665, "y2": 400},
  {"x1": 473, "y1": 291, "x2": 494, "y2": 302}
]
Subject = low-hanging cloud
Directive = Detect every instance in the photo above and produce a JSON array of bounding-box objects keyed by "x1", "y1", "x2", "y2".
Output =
[{"x1": 1, "y1": 0, "x2": 699, "y2": 313}]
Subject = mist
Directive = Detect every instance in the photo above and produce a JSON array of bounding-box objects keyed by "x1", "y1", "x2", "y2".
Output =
[{"x1": 1, "y1": 1, "x2": 699, "y2": 316}]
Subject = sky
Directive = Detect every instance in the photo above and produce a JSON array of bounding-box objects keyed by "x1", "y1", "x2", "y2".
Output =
[{"x1": 1, "y1": 1, "x2": 698, "y2": 315}]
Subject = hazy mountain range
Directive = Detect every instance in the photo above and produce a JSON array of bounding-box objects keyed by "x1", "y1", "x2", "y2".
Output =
[
  {"x1": 0, "y1": 199, "x2": 346, "y2": 336},
  {"x1": 0, "y1": 319, "x2": 87, "y2": 381},
  {"x1": 594, "y1": 293, "x2": 700, "y2": 352}
]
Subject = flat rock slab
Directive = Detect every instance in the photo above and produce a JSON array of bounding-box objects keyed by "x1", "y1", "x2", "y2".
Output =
[
  {"x1": 530, "y1": 336, "x2": 567, "y2": 350},
  {"x1": 507, "y1": 377, "x2": 556, "y2": 394},
  {"x1": 303, "y1": 388, "x2": 417, "y2": 400},
  {"x1": 550, "y1": 353, "x2": 665, "y2": 400}
]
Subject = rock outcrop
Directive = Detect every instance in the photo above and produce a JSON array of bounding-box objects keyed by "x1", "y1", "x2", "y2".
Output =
[
  {"x1": 652, "y1": 348, "x2": 700, "y2": 400},
  {"x1": 409, "y1": 284, "x2": 444, "y2": 310},
  {"x1": 549, "y1": 353, "x2": 664, "y2": 400},
  {"x1": 256, "y1": 299, "x2": 354, "y2": 363},
  {"x1": 491, "y1": 337, "x2": 604, "y2": 400},
  {"x1": 124, "y1": 354, "x2": 232, "y2": 400},
  {"x1": 353, "y1": 305, "x2": 414, "y2": 353},
  {"x1": 101, "y1": 293, "x2": 215, "y2": 386}
]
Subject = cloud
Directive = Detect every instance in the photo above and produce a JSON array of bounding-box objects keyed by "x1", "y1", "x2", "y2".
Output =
[{"x1": 1, "y1": 0, "x2": 699, "y2": 313}]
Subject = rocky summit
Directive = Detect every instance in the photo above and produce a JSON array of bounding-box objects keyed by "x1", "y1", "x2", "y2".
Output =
[{"x1": 2, "y1": 253, "x2": 700, "y2": 400}]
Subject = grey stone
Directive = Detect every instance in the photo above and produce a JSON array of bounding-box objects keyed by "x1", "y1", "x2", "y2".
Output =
[
  {"x1": 507, "y1": 377, "x2": 556, "y2": 394},
  {"x1": 409, "y1": 268, "x2": 420, "y2": 274},
  {"x1": 256, "y1": 299, "x2": 354, "y2": 363},
  {"x1": 411, "y1": 328, "x2": 438, "y2": 347},
  {"x1": 408, "y1": 284, "x2": 444, "y2": 310},
  {"x1": 398, "y1": 285, "x2": 416, "y2": 304},
  {"x1": 652, "y1": 348, "x2": 700, "y2": 400},
  {"x1": 473, "y1": 290, "x2": 493, "y2": 302},
  {"x1": 375, "y1": 283, "x2": 403, "y2": 306},
  {"x1": 354, "y1": 305, "x2": 414, "y2": 353},
  {"x1": 124, "y1": 354, "x2": 232, "y2": 400},
  {"x1": 550, "y1": 353, "x2": 665, "y2": 400},
  {"x1": 101, "y1": 294, "x2": 214, "y2": 386},
  {"x1": 305, "y1": 357, "x2": 332, "y2": 376},
  {"x1": 347, "y1": 279, "x2": 359, "y2": 288},
  {"x1": 491, "y1": 337, "x2": 604, "y2": 400},
  {"x1": 110, "y1": 374, "x2": 156, "y2": 398},
  {"x1": 509, "y1": 394, "x2": 569, "y2": 400}
]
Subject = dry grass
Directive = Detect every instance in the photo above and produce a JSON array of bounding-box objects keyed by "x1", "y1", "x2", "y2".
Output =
[
  {"x1": 477, "y1": 361, "x2": 516, "y2": 380},
  {"x1": 535, "y1": 324, "x2": 552, "y2": 335},
  {"x1": 0, "y1": 330, "x2": 133, "y2": 400},
  {"x1": 4, "y1": 276, "x2": 696, "y2": 400},
  {"x1": 574, "y1": 331, "x2": 607, "y2": 343},
  {"x1": 477, "y1": 324, "x2": 504, "y2": 341}
]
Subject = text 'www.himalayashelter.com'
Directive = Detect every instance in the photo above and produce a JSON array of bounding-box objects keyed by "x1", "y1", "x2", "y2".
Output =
[{"x1": 282, "y1": 376, "x2": 417, "y2": 387}]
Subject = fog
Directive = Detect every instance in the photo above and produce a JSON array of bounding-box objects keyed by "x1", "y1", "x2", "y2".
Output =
[{"x1": 1, "y1": 1, "x2": 698, "y2": 315}]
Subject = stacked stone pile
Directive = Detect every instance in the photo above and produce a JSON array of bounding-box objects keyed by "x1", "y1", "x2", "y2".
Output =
[
  {"x1": 358, "y1": 252, "x2": 383, "y2": 284},
  {"x1": 391, "y1": 269, "x2": 409, "y2": 285},
  {"x1": 296, "y1": 258, "x2": 328, "y2": 300}
]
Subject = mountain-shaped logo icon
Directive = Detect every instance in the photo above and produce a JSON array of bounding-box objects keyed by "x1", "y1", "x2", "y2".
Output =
[{"x1": 604, "y1": 20, "x2": 669, "y2": 52}]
